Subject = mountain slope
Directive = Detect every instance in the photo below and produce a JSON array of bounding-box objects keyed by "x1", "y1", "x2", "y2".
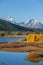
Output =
[{"x1": 0, "y1": 19, "x2": 34, "y2": 32}]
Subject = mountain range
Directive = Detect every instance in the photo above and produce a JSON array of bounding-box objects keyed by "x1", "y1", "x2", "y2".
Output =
[
  {"x1": 0, "y1": 19, "x2": 33, "y2": 32},
  {"x1": 4, "y1": 17, "x2": 43, "y2": 29},
  {"x1": 0, "y1": 16, "x2": 43, "y2": 33}
]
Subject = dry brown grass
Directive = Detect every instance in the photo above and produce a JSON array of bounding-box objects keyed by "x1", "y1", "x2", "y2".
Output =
[{"x1": 0, "y1": 41, "x2": 43, "y2": 52}]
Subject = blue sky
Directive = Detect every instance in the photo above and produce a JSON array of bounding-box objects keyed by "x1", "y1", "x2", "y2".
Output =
[{"x1": 0, "y1": 0, "x2": 43, "y2": 23}]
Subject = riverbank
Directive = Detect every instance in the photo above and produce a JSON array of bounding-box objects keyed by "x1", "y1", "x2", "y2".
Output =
[
  {"x1": 0, "y1": 41, "x2": 43, "y2": 52},
  {"x1": 0, "y1": 46, "x2": 40, "y2": 52},
  {"x1": 0, "y1": 35, "x2": 27, "y2": 38}
]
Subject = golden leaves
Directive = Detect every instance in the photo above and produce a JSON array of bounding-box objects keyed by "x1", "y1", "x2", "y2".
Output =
[{"x1": 27, "y1": 33, "x2": 43, "y2": 43}]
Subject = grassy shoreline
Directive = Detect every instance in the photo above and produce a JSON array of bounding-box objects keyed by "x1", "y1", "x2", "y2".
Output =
[
  {"x1": 0, "y1": 46, "x2": 39, "y2": 52},
  {"x1": 0, "y1": 35, "x2": 27, "y2": 38},
  {"x1": 0, "y1": 41, "x2": 43, "y2": 52}
]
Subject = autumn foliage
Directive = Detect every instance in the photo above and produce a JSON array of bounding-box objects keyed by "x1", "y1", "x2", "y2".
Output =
[{"x1": 27, "y1": 33, "x2": 43, "y2": 43}]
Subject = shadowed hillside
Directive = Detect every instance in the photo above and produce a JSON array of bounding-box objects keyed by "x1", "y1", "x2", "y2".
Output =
[{"x1": 0, "y1": 19, "x2": 34, "y2": 32}]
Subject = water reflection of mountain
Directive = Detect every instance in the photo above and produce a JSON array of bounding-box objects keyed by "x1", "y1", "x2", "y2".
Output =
[{"x1": 25, "y1": 52, "x2": 43, "y2": 63}]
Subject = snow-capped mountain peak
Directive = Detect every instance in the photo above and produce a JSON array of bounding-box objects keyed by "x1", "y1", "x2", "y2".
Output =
[
  {"x1": 4, "y1": 16, "x2": 15, "y2": 24},
  {"x1": 5, "y1": 16, "x2": 14, "y2": 21},
  {"x1": 20, "y1": 19, "x2": 43, "y2": 28}
]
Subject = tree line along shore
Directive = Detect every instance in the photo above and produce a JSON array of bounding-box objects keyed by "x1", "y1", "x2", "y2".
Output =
[
  {"x1": 0, "y1": 31, "x2": 28, "y2": 36},
  {"x1": 0, "y1": 35, "x2": 27, "y2": 38}
]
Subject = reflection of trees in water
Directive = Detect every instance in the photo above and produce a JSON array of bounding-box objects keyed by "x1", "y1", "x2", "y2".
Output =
[
  {"x1": 25, "y1": 57, "x2": 43, "y2": 63},
  {"x1": 25, "y1": 52, "x2": 43, "y2": 63}
]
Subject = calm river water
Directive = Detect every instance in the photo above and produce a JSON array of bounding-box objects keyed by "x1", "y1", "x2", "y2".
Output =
[
  {"x1": 0, "y1": 51, "x2": 43, "y2": 65},
  {"x1": 0, "y1": 38, "x2": 24, "y2": 43}
]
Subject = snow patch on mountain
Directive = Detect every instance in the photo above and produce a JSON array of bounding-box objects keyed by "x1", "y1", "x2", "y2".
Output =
[{"x1": 4, "y1": 16, "x2": 15, "y2": 24}]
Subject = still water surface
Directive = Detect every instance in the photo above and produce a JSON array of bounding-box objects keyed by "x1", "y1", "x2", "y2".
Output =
[
  {"x1": 0, "y1": 38, "x2": 24, "y2": 43},
  {"x1": 0, "y1": 51, "x2": 43, "y2": 65}
]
